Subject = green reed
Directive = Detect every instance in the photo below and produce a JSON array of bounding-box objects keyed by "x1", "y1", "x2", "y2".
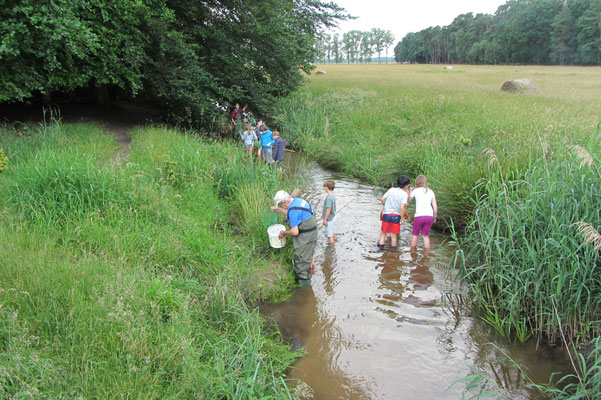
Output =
[
  {"x1": 0, "y1": 123, "x2": 299, "y2": 398},
  {"x1": 451, "y1": 139, "x2": 601, "y2": 344}
]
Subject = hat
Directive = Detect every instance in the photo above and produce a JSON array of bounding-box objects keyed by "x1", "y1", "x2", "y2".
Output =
[{"x1": 273, "y1": 190, "x2": 291, "y2": 206}]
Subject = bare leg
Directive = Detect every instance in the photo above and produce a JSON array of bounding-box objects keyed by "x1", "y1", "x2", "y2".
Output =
[
  {"x1": 328, "y1": 237, "x2": 335, "y2": 246},
  {"x1": 390, "y1": 234, "x2": 398, "y2": 247},
  {"x1": 423, "y1": 235, "x2": 431, "y2": 249},
  {"x1": 378, "y1": 231, "x2": 387, "y2": 245},
  {"x1": 411, "y1": 234, "x2": 418, "y2": 248}
]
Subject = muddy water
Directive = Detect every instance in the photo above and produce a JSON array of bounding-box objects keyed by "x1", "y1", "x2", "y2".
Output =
[{"x1": 262, "y1": 157, "x2": 569, "y2": 399}]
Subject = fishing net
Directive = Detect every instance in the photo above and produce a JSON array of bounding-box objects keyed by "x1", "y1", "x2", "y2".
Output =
[{"x1": 260, "y1": 209, "x2": 278, "y2": 227}]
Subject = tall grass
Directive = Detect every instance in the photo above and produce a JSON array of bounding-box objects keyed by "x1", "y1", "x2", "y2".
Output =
[
  {"x1": 274, "y1": 64, "x2": 601, "y2": 226},
  {"x1": 450, "y1": 135, "x2": 601, "y2": 344},
  {"x1": 0, "y1": 122, "x2": 299, "y2": 398}
]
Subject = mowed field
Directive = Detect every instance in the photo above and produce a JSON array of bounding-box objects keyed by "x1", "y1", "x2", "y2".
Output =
[{"x1": 275, "y1": 64, "x2": 601, "y2": 225}]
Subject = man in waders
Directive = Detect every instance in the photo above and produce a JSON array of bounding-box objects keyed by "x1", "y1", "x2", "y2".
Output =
[{"x1": 271, "y1": 190, "x2": 317, "y2": 286}]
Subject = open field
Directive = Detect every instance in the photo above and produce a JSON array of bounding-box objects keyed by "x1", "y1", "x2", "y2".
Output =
[
  {"x1": 0, "y1": 122, "x2": 300, "y2": 398},
  {"x1": 275, "y1": 64, "x2": 601, "y2": 225}
]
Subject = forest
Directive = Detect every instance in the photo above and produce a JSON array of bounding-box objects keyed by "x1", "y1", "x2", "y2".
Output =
[
  {"x1": 394, "y1": 0, "x2": 601, "y2": 65},
  {"x1": 0, "y1": 0, "x2": 347, "y2": 129}
]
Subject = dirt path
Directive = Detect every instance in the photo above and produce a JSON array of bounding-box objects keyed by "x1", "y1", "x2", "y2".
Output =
[{"x1": 1, "y1": 101, "x2": 163, "y2": 162}]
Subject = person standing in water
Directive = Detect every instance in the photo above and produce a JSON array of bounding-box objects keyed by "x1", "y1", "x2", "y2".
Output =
[
  {"x1": 377, "y1": 175, "x2": 410, "y2": 249},
  {"x1": 408, "y1": 175, "x2": 438, "y2": 249},
  {"x1": 271, "y1": 190, "x2": 317, "y2": 286},
  {"x1": 322, "y1": 180, "x2": 337, "y2": 246},
  {"x1": 271, "y1": 130, "x2": 289, "y2": 167}
]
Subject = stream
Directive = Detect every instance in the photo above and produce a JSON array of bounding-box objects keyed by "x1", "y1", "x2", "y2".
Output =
[{"x1": 261, "y1": 155, "x2": 570, "y2": 399}]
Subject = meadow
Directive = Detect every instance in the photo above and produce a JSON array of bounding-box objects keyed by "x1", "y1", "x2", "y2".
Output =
[
  {"x1": 0, "y1": 122, "x2": 301, "y2": 398},
  {"x1": 275, "y1": 64, "x2": 601, "y2": 396},
  {"x1": 274, "y1": 64, "x2": 601, "y2": 225}
]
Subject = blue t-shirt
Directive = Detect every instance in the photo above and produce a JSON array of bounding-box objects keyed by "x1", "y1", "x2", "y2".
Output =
[
  {"x1": 260, "y1": 130, "x2": 275, "y2": 149},
  {"x1": 286, "y1": 198, "x2": 314, "y2": 228}
]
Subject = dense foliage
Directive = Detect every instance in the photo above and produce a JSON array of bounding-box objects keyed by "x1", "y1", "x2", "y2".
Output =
[
  {"x1": 394, "y1": 0, "x2": 601, "y2": 65},
  {"x1": 0, "y1": 0, "x2": 347, "y2": 128}
]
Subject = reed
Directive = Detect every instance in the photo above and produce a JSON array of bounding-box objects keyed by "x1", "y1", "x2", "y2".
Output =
[{"x1": 451, "y1": 136, "x2": 601, "y2": 344}]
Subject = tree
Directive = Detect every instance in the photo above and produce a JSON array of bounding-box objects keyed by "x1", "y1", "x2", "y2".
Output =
[
  {"x1": 360, "y1": 31, "x2": 374, "y2": 62},
  {"x1": 392, "y1": 0, "x2": 601, "y2": 66},
  {"x1": 332, "y1": 33, "x2": 341, "y2": 63},
  {"x1": 0, "y1": 0, "x2": 350, "y2": 129},
  {"x1": 382, "y1": 30, "x2": 395, "y2": 62}
]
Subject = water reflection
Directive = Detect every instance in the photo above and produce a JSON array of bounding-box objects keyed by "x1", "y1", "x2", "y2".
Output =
[{"x1": 261, "y1": 156, "x2": 570, "y2": 399}]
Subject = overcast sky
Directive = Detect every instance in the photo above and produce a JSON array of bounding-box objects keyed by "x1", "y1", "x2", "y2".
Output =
[{"x1": 329, "y1": 0, "x2": 506, "y2": 53}]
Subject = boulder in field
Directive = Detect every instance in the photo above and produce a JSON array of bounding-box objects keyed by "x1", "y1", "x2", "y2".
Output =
[
  {"x1": 444, "y1": 65, "x2": 453, "y2": 70},
  {"x1": 315, "y1": 70, "x2": 327, "y2": 75},
  {"x1": 501, "y1": 78, "x2": 535, "y2": 93}
]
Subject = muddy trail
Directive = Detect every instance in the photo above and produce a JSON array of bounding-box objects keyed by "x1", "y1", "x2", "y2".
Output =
[{"x1": 262, "y1": 155, "x2": 571, "y2": 400}]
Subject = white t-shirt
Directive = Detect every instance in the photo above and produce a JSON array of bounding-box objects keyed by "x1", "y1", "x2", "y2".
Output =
[
  {"x1": 382, "y1": 187, "x2": 408, "y2": 215},
  {"x1": 411, "y1": 187, "x2": 436, "y2": 217}
]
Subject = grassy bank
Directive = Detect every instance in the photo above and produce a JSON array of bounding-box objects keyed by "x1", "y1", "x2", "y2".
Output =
[{"x1": 0, "y1": 122, "x2": 299, "y2": 398}]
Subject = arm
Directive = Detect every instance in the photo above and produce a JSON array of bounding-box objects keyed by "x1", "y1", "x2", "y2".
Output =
[
  {"x1": 323, "y1": 207, "x2": 331, "y2": 225},
  {"x1": 400, "y1": 203, "x2": 406, "y2": 224},
  {"x1": 380, "y1": 196, "x2": 386, "y2": 206},
  {"x1": 432, "y1": 197, "x2": 438, "y2": 222},
  {"x1": 270, "y1": 206, "x2": 287, "y2": 215},
  {"x1": 279, "y1": 225, "x2": 299, "y2": 238}
]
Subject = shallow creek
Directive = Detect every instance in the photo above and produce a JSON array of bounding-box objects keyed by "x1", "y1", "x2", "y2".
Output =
[{"x1": 261, "y1": 156, "x2": 570, "y2": 399}]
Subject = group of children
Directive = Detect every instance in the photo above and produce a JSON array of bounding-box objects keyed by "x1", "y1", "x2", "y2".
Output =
[
  {"x1": 240, "y1": 119, "x2": 289, "y2": 167},
  {"x1": 377, "y1": 174, "x2": 438, "y2": 249},
  {"x1": 314, "y1": 174, "x2": 437, "y2": 249}
]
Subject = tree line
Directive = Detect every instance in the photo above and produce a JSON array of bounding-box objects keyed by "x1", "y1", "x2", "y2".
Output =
[
  {"x1": 394, "y1": 0, "x2": 601, "y2": 65},
  {"x1": 0, "y1": 0, "x2": 347, "y2": 129},
  {"x1": 314, "y1": 28, "x2": 395, "y2": 63}
]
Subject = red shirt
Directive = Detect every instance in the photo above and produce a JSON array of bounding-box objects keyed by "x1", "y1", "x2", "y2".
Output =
[{"x1": 231, "y1": 108, "x2": 243, "y2": 120}]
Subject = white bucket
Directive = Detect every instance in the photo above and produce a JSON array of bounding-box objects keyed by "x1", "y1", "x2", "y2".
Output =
[{"x1": 267, "y1": 224, "x2": 286, "y2": 248}]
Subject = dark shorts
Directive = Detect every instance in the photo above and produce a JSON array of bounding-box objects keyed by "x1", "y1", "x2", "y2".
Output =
[{"x1": 412, "y1": 216, "x2": 434, "y2": 236}]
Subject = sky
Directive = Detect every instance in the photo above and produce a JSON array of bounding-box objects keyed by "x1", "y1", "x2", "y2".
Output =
[{"x1": 329, "y1": 0, "x2": 507, "y2": 54}]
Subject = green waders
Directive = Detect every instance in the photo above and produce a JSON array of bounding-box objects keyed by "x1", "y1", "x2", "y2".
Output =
[
  {"x1": 234, "y1": 114, "x2": 243, "y2": 139},
  {"x1": 292, "y1": 215, "x2": 318, "y2": 282}
]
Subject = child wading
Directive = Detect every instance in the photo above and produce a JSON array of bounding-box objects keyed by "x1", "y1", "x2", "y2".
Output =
[
  {"x1": 408, "y1": 175, "x2": 438, "y2": 249},
  {"x1": 322, "y1": 180, "x2": 337, "y2": 245},
  {"x1": 378, "y1": 175, "x2": 410, "y2": 249},
  {"x1": 271, "y1": 130, "x2": 289, "y2": 167}
]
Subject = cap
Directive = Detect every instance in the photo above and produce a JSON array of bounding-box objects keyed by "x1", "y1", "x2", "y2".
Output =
[{"x1": 273, "y1": 190, "x2": 290, "y2": 206}]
